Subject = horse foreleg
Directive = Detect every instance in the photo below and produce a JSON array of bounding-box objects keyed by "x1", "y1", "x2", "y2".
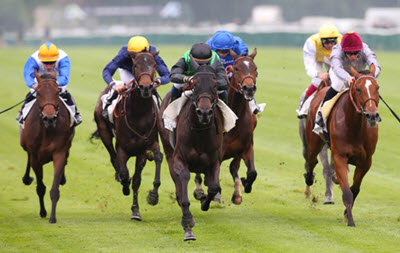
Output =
[
  {"x1": 49, "y1": 152, "x2": 67, "y2": 224},
  {"x1": 96, "y1": 120, "x2": 119, "y2": 181},
  {"x1": 31, "y1": 157, "x2": 47, "y2": 219},
  {"x1": 130, "y1": 154, "x2": 146, "y2": 220},
  {"x1": 22, "y1": 153, "x2": 34, "y2": 185},
  {"x1": 193, "y1": 173, "x2": 205, "y2": 200},
  {"x1": 333, "y1": 155, "x2": 355, "y2": 226},
  {"x1": 174, "y1": 157, "x2": 195, "y2": 241},
  {"x1": 201, "y1": 163, "x2": 221, "y2": 211},
  {"x1": 241, "y1": 146, "x2": 257, "y2": 194},
  {"x1": 146, "y1": 147, "x2": 163, "y2": 206},
  {"x1": 229, "y1": 157, "x2": 242, "y2": 204},
  {"x1": 319, "y1": 145, "x2": 334, "y2": 204},
  {"x1": 116, "y1": 147, "x2": 131, "y2": 196}
]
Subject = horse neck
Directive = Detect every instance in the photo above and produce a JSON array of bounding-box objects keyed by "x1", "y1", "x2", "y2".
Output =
[
  {"x1": 336, "y1": 93, "x2": 366, "y2": 133},
  {"x1": 126, "y1": 89, "x2": 153, "y2": 114},
  {"x1": 227, "y1": 79, "x2": 249, "y2": 115}
]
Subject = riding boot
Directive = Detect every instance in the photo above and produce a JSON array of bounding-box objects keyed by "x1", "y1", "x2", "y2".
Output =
[
  {"x1": 16, "y1": 92, "x2": 36, "y2": 124},
  {"x1": 169, "y1": 86, "x2": 182, "y2": 104},
  {"x1": 218, "y1": 90, "x2": 228, "y2": 104},
  {"x1": 60, "y1": 90, "x2": 82, "y2": 126},
  {"x1": 249, "y1": 99, "x2": 266, "y2": 114},
  {"x1": 102, "y1": 89, "x2": 118, "y2": 119},
  {"x1": 315, "y1": 87, "x2": 338, "y2": 128}
]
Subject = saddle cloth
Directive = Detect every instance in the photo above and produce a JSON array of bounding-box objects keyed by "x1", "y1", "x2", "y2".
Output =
[
  {"x1": 20, "y1": 97, "x2": 75, "y2": 128},
  {"x1": 101, "y1": 94, "x2": 159, "y2": 124},
  {"x1": 320, "y1": 88, "x2": 349, "y2": 120},
  {"x1": 296, "y1": 89, "x2": 316, "y2": 117},
  {"x1": 162, "y1": 90, "x2": 238, "y2": 132}
]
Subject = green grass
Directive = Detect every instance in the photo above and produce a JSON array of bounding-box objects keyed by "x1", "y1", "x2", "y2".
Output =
[{"x1": 1, "y1": 45, "x2": 399, "y2": 252}]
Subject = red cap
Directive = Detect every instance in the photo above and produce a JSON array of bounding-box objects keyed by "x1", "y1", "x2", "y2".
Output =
[{"x1": 341, "y1": 31, "x2": 363, "y2": 52}]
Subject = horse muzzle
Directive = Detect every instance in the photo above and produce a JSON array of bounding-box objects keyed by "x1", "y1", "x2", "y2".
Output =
[
  {"x1": 138, "y1": 84, "x2": 154, "y2": 98},
  {"x1": 196, "y1": 108, "x2": 213, "y2": 125},
  {"x1": 365, "y1": 111, "x2": 381, "y2": 127},
  {"x1": 242, "y1": 85, "x2": 256, "y2": 101},
  {"x1": 42, "y1": 115, "x2": 58, "y2": 128}
]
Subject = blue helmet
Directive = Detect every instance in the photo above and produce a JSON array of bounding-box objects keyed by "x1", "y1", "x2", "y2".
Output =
[{"x1": 211, "y1": 30, "x2": 234, "y2": 50}]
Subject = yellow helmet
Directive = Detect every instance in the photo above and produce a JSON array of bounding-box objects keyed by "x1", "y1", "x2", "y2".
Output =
[
  {"x1": 127, "y1": 36, "x2": 149, "y2": 52},
  {"x1": 38, "y1": 42, "x2": 59, "y2": 62},
  {"x1": 319, "y1": 23, "x2": 341, "y2": 38}
]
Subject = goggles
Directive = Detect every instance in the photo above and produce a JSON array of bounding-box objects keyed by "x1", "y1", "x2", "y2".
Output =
[
  {"x1": 43, "y1": 61, "x2": 56, "y2": 65},
  {"x1": 216, "y1": 49, "x2": 230, "y2": 54},
  {"x1": 345, "y1": 51, "x2": 360, "y2": 56},
  {"x1": 321, "y1": 38, "x2": 337, "y2": 44}
]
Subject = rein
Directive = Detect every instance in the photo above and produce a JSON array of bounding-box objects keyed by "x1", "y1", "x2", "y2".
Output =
[
  {"x1": 225, "y1": 58, "x2": 256, "y2": 94},
  {"x1": 0, "y1": 91, "x2": 37, "y2": 114},
  {"x1": 349, "y1": 76, "x2": 379, "y2": 114}
]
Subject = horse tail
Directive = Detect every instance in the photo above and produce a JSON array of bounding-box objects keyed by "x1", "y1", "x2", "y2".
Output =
[{"x1": 89, "y1": 129, "x2": 100, "y2": 143}]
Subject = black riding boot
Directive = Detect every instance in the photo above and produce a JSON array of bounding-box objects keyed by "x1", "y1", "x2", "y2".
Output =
[
  {"x1": 102, "y1": 89, "x2": 118, "y2": 119},
  {"x1": 16, "y1": 92, "x2": 36, "y2": 123},
  {"x1": 316, "y1": 87, "x2": 338, "y2": 127}
]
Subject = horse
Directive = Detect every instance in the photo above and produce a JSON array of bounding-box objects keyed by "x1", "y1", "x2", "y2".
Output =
[
  {"x1": 20, "y1": 71, "x2": 74, "y2": 223},
  {"x1": 304, "y1": 65, "x2": 380, "y2": 226},
  {"x1": 158, "y1": 58, "x2": 224, "y2": 241},
  {"x1": 193, "y1": 48, "x2": 258, "y2": 205},
  {"x1": 92, "y1": 51, "x2": 163, "y2": 220},
  {"x1": 298, "y1": 81, "x2": 337, "y2": 204}
]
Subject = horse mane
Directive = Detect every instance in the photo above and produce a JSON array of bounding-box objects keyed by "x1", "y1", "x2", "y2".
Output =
[
  {"x1": 358, "y1": 70, "x2": 371, "y2": 75},
  {"x1": 40, "y1": 73, "x2": 57, "y2": 80}
]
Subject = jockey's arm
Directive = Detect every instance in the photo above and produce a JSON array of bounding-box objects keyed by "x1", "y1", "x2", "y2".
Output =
[
  {"x1": 56, "y1": 56, "x2": 71, "y2": 87},
  {"x1": 154, "y1": 55, "x2": 170, "y2": 84},
  {"x1": 169, "y1": 58, "x2": 190, "y2": 84},
  {"x1": 362, "y1": 44, "x2": 381, "y2": 78},
  {"x1": 303, "y1": 38, "x2": 320, "y2": 79},
  {"x1": 23, "y1": 57, "x2": 39, "y2": 88},
  {"x1": 215, "y1": 61, "x2": 228, "y2": 90}
]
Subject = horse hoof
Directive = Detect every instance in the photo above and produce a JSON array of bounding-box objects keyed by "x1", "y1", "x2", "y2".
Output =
[
  {"x1": 49, "y1": 217, "x2": 56, "y2": 224},
  {"x1": 22, "y1": 176, "x2": 34, "y2": 185},
  {"x1": 60, "y1": 175, "x2": 66, "y2": 185},
  {"x1": 323, "y1": 196, "x2": 334, "y2": 205},
  {"x1": 304, "y1": 172, "x2": 315, "y2": 186},
  {"x1": 213, "y1": 192, "x2": 222, "y2": 203},
  {"x1": 241, "y1": 178, "x2": 252, "y2": 193},
  {"x1": 332, "y1": 175, "x2": 339, "y2": 184},
  {"x1": 131, "y1": 211, "x2": 142, "y2": 221},
  {"x1": 40, "y1": 210, "x2": 47, "y2": 218},
  {"x1": 122, "y1": 187, "x2": 130, "y2": 196},
  {"x1": 146, "y1": 192, "x2": 159, "y2": 206},
  {"x1": 193, "y1": 189, "x2": 205, "y2": 200},
  {"x1": 184, "y1": 229, "x2": 196, "y2": 241},
  {"x1": 115, "y1": 173, "x2": 121, "y2": 182},
  {"x1": 231, "y1": 194, "x2": 242, "y2": 205}
]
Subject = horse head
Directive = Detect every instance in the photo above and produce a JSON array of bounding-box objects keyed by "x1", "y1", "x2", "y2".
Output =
[
  {"x1": 230, "y1": 48, "x2": 258, "y2": 100},
  {"x1": 128, "y1": 51, "x2": 159, "y2": 98},
  {"x1": 34, "y1": 70, "x2": 60, "y2": 128},
  {"x1": 350, "y1": 64, "x2": 381, "y2": 127},
  {"x1": 189, "y1": 55, "x2": 218, "y2": 125}
]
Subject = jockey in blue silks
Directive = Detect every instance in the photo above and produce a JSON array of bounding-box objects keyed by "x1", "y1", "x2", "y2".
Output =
[
  {"x1": 206, "y1": 30, "x2": 264, "y2": 114},
  {"x1": 17, "y1": 42, "x2": 82, "y2": 126}
]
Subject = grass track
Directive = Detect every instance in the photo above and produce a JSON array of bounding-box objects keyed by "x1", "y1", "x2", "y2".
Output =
[{"x1": 0, "y1": 46, "x2": 399, "y2": 252}]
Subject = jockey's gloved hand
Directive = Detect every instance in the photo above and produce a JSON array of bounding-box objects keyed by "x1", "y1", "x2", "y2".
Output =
[
  {"x1": 112, "y1": 80, "x2": 125, "y2": 92},
  {"x1": 183, "y1": 75, "x2": 193, "y2": 83}
]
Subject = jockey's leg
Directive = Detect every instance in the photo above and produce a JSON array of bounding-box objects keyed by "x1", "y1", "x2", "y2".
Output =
[
  {"x1": 60, "y1": 89, "x2": 82, "y2": 126},
  {"x1": 249, "y1": 98, "x2": 266, "y2": 115},
  {"x1": 170, "y1": 84, "x2": 185, "y2": 103},
  {"x1": 102, "y1": 88, "x2": 118, "y2": 119},
  {"x1": 300, "y1": 83, "x2": 318, "y2": 109},
  {"x1": 314, "y1": 87, "x2": 338, "y2": 129},
  {"x1": 218, "y1": 90, "x2": 227, "y2": 104},
  {"x1": 16, "y1": 89, "x2": 36, "y2": 124}
]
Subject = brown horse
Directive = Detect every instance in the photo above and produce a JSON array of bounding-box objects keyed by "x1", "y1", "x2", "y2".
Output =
[
  {"x1": 93, "y1": 51, "x2": 163, "y2": 220},
  {"x1": 193, "y1": 48, "x2": 258, "y2": 205},
  {"x1": 20, "y1": 71, "x2": 74, "y2": 223},
  {"x1": 304, "y1": 65, "x2": 380, "y2": 226},
  {"x1": 158, "y1": 59, "x2": 223, "y2": 241}
]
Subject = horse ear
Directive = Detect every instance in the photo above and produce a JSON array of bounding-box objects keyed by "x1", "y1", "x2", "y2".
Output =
[
  {"x1": 369, "y1": 64, "x2": 376, "y2": 77},
  {"x1": 230, "y1": 49, "x2": 239, "y2": 60},
  {"x1": 249, "y1": 48, "x2": 257, "y2": 60},
  {"x1": 128, "y1": 51, "x2": 137, "y2": 59},
  {"x1": 151, "y1": 51, "x2": 159, "y2": 57},
  {"x1": 189, "y1": 54, "x2": 199, "y2": 72},
  {"x1": 34, "y1": 70, "x2": 40, "y2": 81},
  {"x1": 350, "y1": 67, "x2": 360, "y2": 78}
]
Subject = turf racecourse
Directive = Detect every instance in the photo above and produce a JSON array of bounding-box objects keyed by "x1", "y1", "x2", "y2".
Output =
[{"x1": 0, "y1": 46, "x2": 399, "y2": 252}]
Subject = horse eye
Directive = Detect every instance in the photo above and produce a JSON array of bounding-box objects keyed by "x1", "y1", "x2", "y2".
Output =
[
  {"x1": 234, "y1": 67, "x2": 239, "y2": 71},
  {"x1": 377, "y1": 86, "x2": 380, "y2": 91},
  {"x1": 356, "y1": 87, "x2": 361, "y2": 93}
]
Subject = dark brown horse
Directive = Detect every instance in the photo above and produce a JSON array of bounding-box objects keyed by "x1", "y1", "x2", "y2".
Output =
[
  {"x1": 193, "y1": 49, "x2": 258, "y2": 205},
  {"x1": 304, "y1": 65, "x2": 380, "y2": 226},
  {"x1": 93, "y1": 51, "x2": 163, "y2": 220},
  {"x1": 158, "y1": 59, "x2": 223, "y2": 241},
  {"x1": 20, "y1": 71, "x2": 74, "y2": 223}
]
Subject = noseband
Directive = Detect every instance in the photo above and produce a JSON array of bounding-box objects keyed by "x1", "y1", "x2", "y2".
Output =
[
  {"x1": 226, "y1": 57, "x2": 257, "y2": 94},
  {"x1": 350, "y1": 76, "x2": 379, "y2": 114}
]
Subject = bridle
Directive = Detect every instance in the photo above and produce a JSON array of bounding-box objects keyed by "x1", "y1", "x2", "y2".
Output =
[{"x1": 349, "y1": 75, "x2": 379, "y2": 114}]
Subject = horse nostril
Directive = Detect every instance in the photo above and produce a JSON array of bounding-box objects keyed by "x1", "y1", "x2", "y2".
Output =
[
  {"x1": 365, "y1": 114, "x2": 371, "y2": 119},
  {"x1": 207, "y1": 110, "x2": 213, "y2": 116},
  {"x1": 196, "y1": 109, "x2": 202, "y2": 116},
  {"x1": 243, "y1": 86, "x2": 249, "y2": 91}
]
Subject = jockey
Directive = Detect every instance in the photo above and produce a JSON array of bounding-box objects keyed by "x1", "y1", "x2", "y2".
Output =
[
  {"x1": 102, "y1": 36, "x2": 170, "y2": 119},
  {"x1": 169, "y1": 42, "x2": 228, "y2": 102},
  {"x1": 206, "y1": 30, "x2": 264, "y2": 114},
  {"x1": 313, "y1": 31, "x2": 381, "y2": 134},
  {"x1": 300, "y1": 23, "x2": 342, "y2": 111},
  {"x1": 17, "y1": 42, "x2": 82, "y2": 126}
]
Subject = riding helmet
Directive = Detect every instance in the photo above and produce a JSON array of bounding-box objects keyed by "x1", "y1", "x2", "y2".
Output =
[
  {"x1": 190, "y1": 43, "x2": 212, "y2": 65},
  {"x1": 341, "y1": 31, "x2": 363, "y2": 52},
  {"x1": 127, "y1": 36, "x2": 149, "y2": 52},
  {"x1": 211, "y1": 30, "x2": 234, "y2": 50},
  {"x1": 38, "y1": 42, "x2": 59, "y2": 62}
]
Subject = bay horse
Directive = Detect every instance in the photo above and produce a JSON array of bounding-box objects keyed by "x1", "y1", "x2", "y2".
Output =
[
  {"x1": 193, "y1": 48, "x2": 258, "y2": 205},
  {"x1": 158, "y1": 58, "x2": 223, "y2": 241},
  {"x1": 92, "y1": 51, "x2": 163, "y2": 220},
  {"x1": 298, "y1": 81, "x2": 337, "y2": 204},
  {"x1": 304, "y1": 65, "x2": 380, "y2": 226},
  {"x1": 20, "y1": 71, "x2": 74, "y2": 223}
]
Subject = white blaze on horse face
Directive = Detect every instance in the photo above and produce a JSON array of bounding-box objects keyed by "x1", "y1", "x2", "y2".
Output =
[
  {"x1": 365, "y1": 79, "x2": 372, "y2": 106},
  {"x1": 243, "y1": 59, "x2": 250, "y2": 69}
]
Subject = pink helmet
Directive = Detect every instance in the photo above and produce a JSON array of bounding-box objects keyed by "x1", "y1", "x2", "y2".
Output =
[{"x1": 341, "y1": 31, "x2": 363, "y2": 52}]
